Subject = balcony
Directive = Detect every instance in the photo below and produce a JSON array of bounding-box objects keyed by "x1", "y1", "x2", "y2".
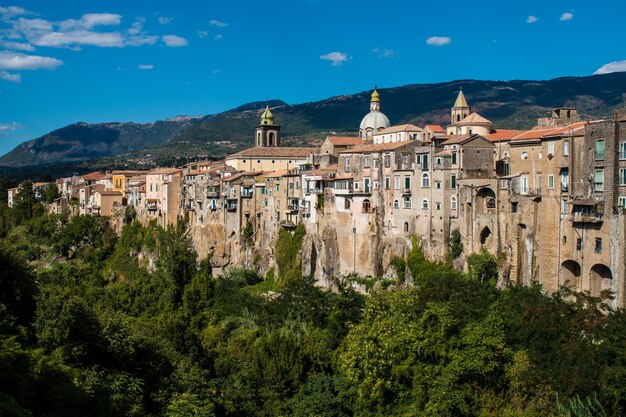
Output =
[
  {"x1": 402, "y1": 188, "x2": 412, "y2": 195},
  {"x1": 569, "y1": 212, "x2": 604, "y2": 223}
]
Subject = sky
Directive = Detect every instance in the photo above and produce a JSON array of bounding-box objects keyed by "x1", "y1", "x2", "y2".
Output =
[{"x1": 1, "y1": 0, "x2": 626, "y2": 155}]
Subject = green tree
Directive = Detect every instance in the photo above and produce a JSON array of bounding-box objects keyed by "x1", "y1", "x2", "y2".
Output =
[
  {"x1": 42, "y1": 182, "x2": 60, "y2": 204},
  {"x1": 467, "y1": 247, "x2": 498, "y2": 283},
  {"x1": 447, "y1": 228, "x2": 463, "y2": 260},
  {"x1": 13, "y1": 180, "x2": 38, "y2": 223}
]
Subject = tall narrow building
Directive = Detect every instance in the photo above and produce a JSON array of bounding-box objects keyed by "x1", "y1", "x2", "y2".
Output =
[{"x1": 255, "y1": 105, "x2": 281, "y2": 147}]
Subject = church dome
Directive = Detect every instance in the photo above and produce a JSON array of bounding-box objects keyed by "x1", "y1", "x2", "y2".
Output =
[
  {"x1": 359, "y1": 87, "x2": 390, "y2": 138},
  {"x1": 359, "y1": 111, "x2": 390, "y2": 131},
  {"x1": 260, "y1": 105, "x2": 274, "y2": 125}
]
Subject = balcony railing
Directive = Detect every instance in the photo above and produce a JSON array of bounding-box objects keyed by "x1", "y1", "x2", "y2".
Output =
[{"x1": 569, "y1": 212, "x2": 604, "y2": 223}]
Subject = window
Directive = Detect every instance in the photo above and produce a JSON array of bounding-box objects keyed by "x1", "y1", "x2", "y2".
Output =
[
  {"x1": 345, "y1": 198, "x2": 351, "y2": 209},
  {"x1": 403, "y1": 196, "x2": 411, "y2": 209},
  {"x1": 521, "y1": 151, "x2": 528, "y2": 160},
  {"x1": 562, "y1": 236, "x2": 567, "y2": 244},
  {"x1": 547, "y1": 141, "x2": 555, "y2": 155},
  {"x1": 564, "y1": 140, "x2": 570, "y2": 156},
  {"x1": 276, "y1": 184, "x2": 280, "y2": 191},
  {"x1": 421, "y1": 199, "x2": 429, "y2": 210},
  {"x1": 436, "y1": 157, "x2": 442, "y2": 165},
  {"x1": 385, "y1": 176, "x2": 390, "y2": 190},
  {"x1": 436, "y1": 202, "x2": 442, "y2": 210},
  {"x1": 354, "y1": 181, "x2": 359, "y2": 190},
  {"x1": 618, "y1": 197, "x2": 626, "y2": 211},
  {"x1": 561, "y1": 199, "x2": 567, "y2": 213},
  {"x1": 594, "y1": 170, "x2": 604, "y2": 192},
  {"x1": 595, "y1": 238, "x2": 602, "y2": 254},
  {"x1": 344, "y1": 157, "x2": 351, "y2": 172},
  {"x1": 374, "y1": 158, "x2": 380, "y2": 168},
  {"x1": 422, "y1": 154, "x2": 429, "y2": 170},
  {"x1": 620, "y1": 168, "x2": 626, "y2": 186},
  {"x1": 150, "y1": 184, "x2": 153, "y2": 192},
  {"x1": 620, "y1": 142, "x2": 626, "y2": 159},
  {"x1": 362, "y1": 199, "x2": 371, "y2": 213},
  {"x1": 363, "y1": 155, "x2": 370, "y2": 167},
  {"x1": 394, "y1": 176, "x2": 400, "y2": 189},
  {"x1": 393, "y1": 199, "x2": 399, "y2": 209},
  {"x1": 415, "y1": 154, "x2": 421, "y2": 165},
  {"x1": 561, "y1": 168, "x2": 569, "y2": 191},
  {"x1": 511, "y1": 202, "x2": 518, "y2": 213},
  {"x1": 296, "y1": 180, "x2": 300, "y2": 189},
  {"x1": 576, "y1": 238, "x2": 582, "y2": 251},
  {"x1": 451, "y1": 175, "x2": 457, "y2": 189},
  {"x1": 364, "y1": 177, "x2": 370, "y2": 192},
  {"x1": 436, "y1": 181, "x2": 442, "y2": 189},
  {"x1": 548, "y1": 174, "x2": 555, "y2": 190},
  {"x1": 596, "y1": 139, "x2": 605, "y2": 160},
  {"x1": 384, "y1": 155, "x2": 391, "y2": 168},
  {"x1": 521, "y1": 176, "x2": 529, "y2": 194},
  {"x1": 373, "y1": 181, "x2": 379, "y2": 189},
  {"x1": 452, "y1": 152, "x2": 457, "y2": 165},
  {"x1": 421, "y1": 173, "x2": 430, "y2": 187},
  {"x1": 404, "y1": 176, "x2": 411, "y2": 190},
  {"x1": 451, "y1": 196, "x2": 457, "y2": 210}
]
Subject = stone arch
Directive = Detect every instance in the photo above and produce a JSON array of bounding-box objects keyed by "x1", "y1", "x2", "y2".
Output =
[
  {"x1": 480, "y1": 226, "x2": 491, "y2": 245},
  {"x1": 476, "y1": 187, "x2": 496, "y2": 214},
  {"x1": 268, "y1": 132, "x2": 275, "y2": 147},
  {"x1": 560, "y1": 260, "x2": 581, "y2": 291},
  {"x1": 589, "y1": 264, "x2": 612, "y2": 297}
]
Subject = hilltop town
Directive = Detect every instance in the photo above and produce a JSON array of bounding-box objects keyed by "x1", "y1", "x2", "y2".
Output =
[{"x1": 9, "y1": 89, "x2": 626, "y2": 307}]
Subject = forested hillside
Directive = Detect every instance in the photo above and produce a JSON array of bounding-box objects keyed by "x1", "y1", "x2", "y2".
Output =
[{"x1": 0, "y1": 190, "x2": 625, "y2": 416}]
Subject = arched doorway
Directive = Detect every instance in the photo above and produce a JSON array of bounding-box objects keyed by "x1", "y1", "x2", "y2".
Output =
[
  {"x1": 589, "y1": 264, "x2": 612, "y2": 297},
  {"x1": 476, "y1": 187, "x2": 496, "y2": 214},
  {"x1": 480, "y1": 226, "x2": 491, "y2": 245},
  {"x1": 560, "y1": 260, "x2": 581, "y2": 291}
]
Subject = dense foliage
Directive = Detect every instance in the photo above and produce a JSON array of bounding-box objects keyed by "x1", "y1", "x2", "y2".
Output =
[{"x1": 0, "y1": 205, "x2": 625, "y2": 417}]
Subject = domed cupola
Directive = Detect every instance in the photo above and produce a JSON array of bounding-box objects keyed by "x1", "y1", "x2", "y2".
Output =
[{"x1": 359, "y1": 86, "x2": 390, "y2": 141}]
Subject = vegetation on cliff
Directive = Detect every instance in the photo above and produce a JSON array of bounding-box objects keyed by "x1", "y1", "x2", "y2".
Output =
[{"x1": 0, "y1": 207, "x2": 625, "y2": 417}]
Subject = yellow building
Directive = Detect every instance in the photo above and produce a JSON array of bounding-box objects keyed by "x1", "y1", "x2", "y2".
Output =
[{"x1": 112, "y1": 170, "x2": 144, "y2": 195}]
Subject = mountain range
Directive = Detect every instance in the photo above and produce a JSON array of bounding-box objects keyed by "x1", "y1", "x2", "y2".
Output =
[{"x1": 2, "y1": 72, "x2": 626, "y2": 174}]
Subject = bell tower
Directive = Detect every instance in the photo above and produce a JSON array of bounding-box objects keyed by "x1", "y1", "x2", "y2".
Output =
[
  {"x1": 451, "y1": 87, "x2": 471, "y2": 124},
  {"x1": 255, "y1": 104, "x2": 281, "y2": 147}
]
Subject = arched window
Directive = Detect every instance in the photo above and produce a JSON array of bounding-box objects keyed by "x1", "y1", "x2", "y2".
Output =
[
  {"x1": 393, "y1": 199, "x2": 399, "y2": 209},
  {"x1": 421, "y1": 173, "x2": 430, "y2": 188},
  {"x1": 344, "y1": 198, "x2": 351, "y2": 210},
  {"x1": 451, "y1": 196, "x2": 457, "y2": 210},
  {"x1": 257, "y1": 132, "x2": 261, "y2": 146},
  {"x1": 421, "y1": 199, "x2": 429, "y2": 210},
  {"x1": 362, "y1": 199, "x2": 371, "y2": 213},
  {"x1": 403, "y1": 196, "x2": 411, "y2": 209},
  {"x1": 404, "y1": 222, "x2": 409, "y2": 232},
  {"x1": 269, "y1": 132, "x2": 275, "y2": 146}
]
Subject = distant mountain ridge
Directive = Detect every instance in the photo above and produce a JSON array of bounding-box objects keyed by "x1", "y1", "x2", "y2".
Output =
[{"x1": 2, "y1": 72, "x2": 626, "y2": 168}]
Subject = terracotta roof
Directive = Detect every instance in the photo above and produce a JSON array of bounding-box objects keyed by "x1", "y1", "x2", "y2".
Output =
[
  {"x1": 112, "y1": 170, "x2": 144, "y2": 176},
  {"x1": 148, "y1": 167, "x2": 181, "y2": 175},
  {"x1": 338, "y1": 141, "x2": 415, "y2": 154},
  {"x1": 486, "y1": 129, "x2": 523, "y2": 142},
  {"x1": 82, "y1": 171, "x2": 105, "y2": 181},
  {"x1": 326, "y1": 136, "x2": 363, "y2": 146},
  {"x1": 511, "y1": 122, "x2": 587, "y2": 142},
  {"x1": 222, "y1": 171, "x2": 263, "y2": 182},
  {"x1": 265, "y1": 169, "x2": 290, "y2": 178},
  {"x1": 435, "y1": 150, "x2": 453, "y2": 157},
  {"x1": 440, "y1": 134, "x2": 472, "y2": 145},
  {"x1": 304, "y1": 164, "x2": 338, "y2": 177},
  {"x1": 375, "y1": 124, "x2": 422, "y2": 135},
  {"x1": 228, "y1": 146, "x2": 318, "y2": 158},
  {"x1": 541, "y1": 122, "x2": 587, "y2": 137},
  {"x1": 458, "y1": 112, "x2": 492, "y2": 125},
  {"x1": 334, "y1": 173, "x2": 353, "y2": 180},
  {"x1": 424, "y1": 124, "x2": 445, "y2": 133},
  {"x1": 97, "y1": 190, "x2": 123, "y2": 197}
]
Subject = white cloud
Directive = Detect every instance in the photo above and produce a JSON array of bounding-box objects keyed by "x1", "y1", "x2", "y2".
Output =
[
  {"x1": 0, "y1": 6, "x2": 30, "y2": 19},
  {"x1": 426, "y1": 36, "x2": 451, "y2": 46},
  {"x1": 59, "y1": 13, "x2": 122, "y2": 31},
  {"x1": 0, "y1": 51, "x2": 63, "y2": 70},
  {"x1": 214, "y1": 33, "x2": 223, "y2": 41},
  {"x1": 526, "y1": 15, "x2": 538, "y2": 24},
  {"x1": 0, "y1": 70, "x2": 21, "y2": 83},
  {"x1": 127, "y1": 17, "x2": 145, "y2": 35},
  {"x1": 560, "y1": 12, "x2": 574, "y2": 21},
  {"x1": 162, "y1": 34, "x2": 188, "y2": 47},
  {"x1": 126, "y1": 34, "x2": 158, "y2": 46},
  {"x1": 0, "y1": 40, "x2": 35, "y2": 51},
  {"x1": 0, "y1": 122, "x2": 20, "y2": 133},
  {"x1": 594, "y1": 60, "x2": 626, "y2": 75},
  {"x1": 372, "y1": 47, "x2": 396, "y2": 58},
  {"x1": 158, "y1": 16, "x2": 173, "y2": 25},
  {"x1": 320, "y1": 51, "x2": 349, "y2": 66},
  {"x1": 138, "y1": 64, "x2": 153, "y2": 70},
  {"x1": 209, "y1": 19, "x2": 227, "y2": 28},
  {"x1": 197, "y1": 30, "x2": 208, "y2": 39},
  {"x1": 34, "y1": 30, "x2": 125, "y2": 48}
]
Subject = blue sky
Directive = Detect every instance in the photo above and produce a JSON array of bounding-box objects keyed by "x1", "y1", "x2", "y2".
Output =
[{"x1": 1, "y1": 0, "x2": 626, "y2": 156}]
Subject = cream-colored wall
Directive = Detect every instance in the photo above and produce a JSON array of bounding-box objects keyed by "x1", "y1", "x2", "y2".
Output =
[{"x1": 225, "y1": 156, "x2": 306, "y2": 172}]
